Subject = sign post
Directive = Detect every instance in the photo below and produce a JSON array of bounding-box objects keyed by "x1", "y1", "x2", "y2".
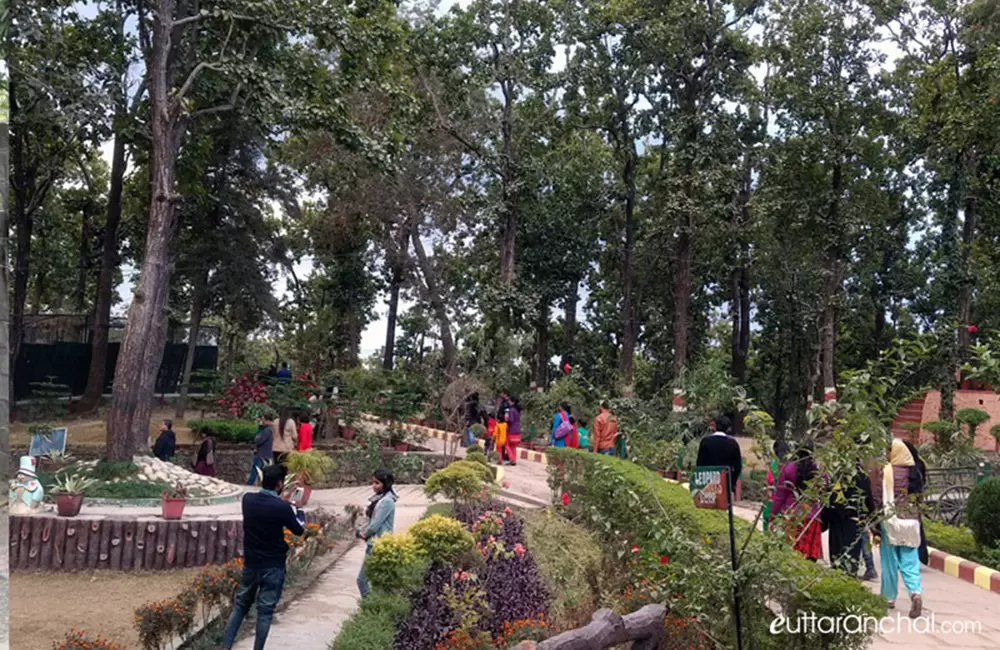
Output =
[{"x1": 690, "y1": 466, "x2": 743, "y2": 650}]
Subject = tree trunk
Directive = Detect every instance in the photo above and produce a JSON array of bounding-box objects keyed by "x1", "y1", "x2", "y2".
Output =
[
  {"x1": 562, "y1": 282, "x2": 578, "y2": 368},
  {"x1": 1, "y1": 122, "x2": 12, "y2": 460},
  {"x1": 383, "y1": 262, "x2": 403, "y2": 371},
  {"x1": 820, "y1": 162, "x2": 844, "y2": 401},
  {"x1": 499, "y1": 81, "x2": 517, "y2": 286},
  {"x1": 175, "y1": 267, "x2": 208, "y2": 419},
  {"x1": 673, "y1": 229, "x2": 693, "y2": 377},
  {"x1": 79, "y1": 132, "x2": 127, "y2": 411},
  {"x1": 534, "y1": 301, "x2": 549, "y2": 388},
  {"x1": 619, "y1": 132, "x2": 638, "y2": 394},
  {"x1": 105, "y1": 4, "x2": 178, "y2": 460},
  {"x1": 956, "y1": 195, "x2": 977, "y2": 357},
  {"x1": 411, "y1": 226, "x2": 456, "y2": 374},
  {"x1": 10, "y1": 89, "x2": 32, "y2": 377}
]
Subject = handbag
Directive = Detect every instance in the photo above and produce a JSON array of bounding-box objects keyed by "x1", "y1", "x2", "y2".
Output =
[
  {"x1": 553, "y1": 411, "x2": 573, "y2": 440},
  {"x1": 881, "y1": 463, "x2": 921, "y2": 548}
]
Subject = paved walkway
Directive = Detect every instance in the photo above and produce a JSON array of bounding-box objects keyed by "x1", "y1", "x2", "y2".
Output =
[{"x1": 232, "y1": 485, "x2": 431, "y2": 650}]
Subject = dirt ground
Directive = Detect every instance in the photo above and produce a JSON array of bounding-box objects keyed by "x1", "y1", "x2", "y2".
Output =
[
  {"x1": 11, "y1": 407, "x2": 202, "y2": 449},
  {"x1": 10, "y1": 568, "x2": 203, "y2": 649}
]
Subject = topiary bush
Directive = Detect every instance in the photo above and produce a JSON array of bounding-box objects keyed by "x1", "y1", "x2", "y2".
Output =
[
  {"x1": 366, "y1": 532, "x2": 425, "y2": 592},
  {"x1": 966, "y1": 477, "x2": 1000, "y2": 550},
  {"x1": 409, "y1": 514, "x2": 476, "y2": 564},
  {"x1": 956, "y1": 408, "x2": 990, "y2": 443},
  {"x1": 424, "y1": 461, "x2": 492, "y2": 502},
  {"x1": 465, "y1": 451, "x2": 490, "y2": 468}
]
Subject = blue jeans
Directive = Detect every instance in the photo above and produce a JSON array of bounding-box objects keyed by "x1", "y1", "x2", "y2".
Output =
[
  {"x1": 222, "y1": 566, "x2": 286, "y2": 650},
  {"x1": 247, "y1": 456, "x2": 265, "y2": 486},
  {"x1": 862, "y1": 535, "x2": 875, "y2": 571},
  {"x1": 358, "y1": 545, "x2": 373, "y2": 597},
  {"x1": 598, "y1": 448, "x2": 614, "y2": 455}
]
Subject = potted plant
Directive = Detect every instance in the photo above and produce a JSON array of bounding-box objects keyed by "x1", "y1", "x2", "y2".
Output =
[
  {"x1": 49, "y1": 474, "x2": 96, "y2": 517},
  {"x1": 284, "y1": 449, "x2": 335, "y2": 505},
  {"x1": 389, "y1": 426, "x2": 409, "y2": 452},
  {"x1": 161, "y1": 484, "x2": 188, "y2": 520}
]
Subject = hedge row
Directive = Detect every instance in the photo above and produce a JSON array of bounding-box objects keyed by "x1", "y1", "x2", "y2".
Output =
[
  {"x1": 547, "y1": 448, "x2": 886, "y2": 650},
  {"x1": 187, "y1": 419, "x2": 259, "y2": 443}
]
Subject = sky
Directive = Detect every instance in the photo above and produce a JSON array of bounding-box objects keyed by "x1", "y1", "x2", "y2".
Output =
[{"x1": 106, "y1": 0, "x2": 903, "y2": 360}]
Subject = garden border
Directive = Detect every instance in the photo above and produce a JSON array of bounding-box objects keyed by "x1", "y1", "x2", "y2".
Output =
[{"x1": 927, "y1": 547, "x2": 1000, "y2": 594}]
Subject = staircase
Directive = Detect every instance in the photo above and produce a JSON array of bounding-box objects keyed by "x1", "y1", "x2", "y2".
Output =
[{"x1": 891, "y1": 393, "x2": 928, "y2": 443}]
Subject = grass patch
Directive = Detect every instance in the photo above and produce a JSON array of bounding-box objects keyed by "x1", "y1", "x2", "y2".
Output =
[
  {"x1": 421, "y1": 502, "x2": 454, "y2": 519},
  {"x1": 84, "y1": 480, "x2": 175, "y2": 499},
  {"x1": 522, "y1": 509, "x2": 602, "y2": 629},
  {"x1": 330, "y1": 593, "x2": 410, "y2": 650}
]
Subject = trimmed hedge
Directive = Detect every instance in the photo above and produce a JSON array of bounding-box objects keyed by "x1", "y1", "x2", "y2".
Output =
[
  {"x1": 547, "y1": 448, "x2": 886, "y2": 650},
  {"x1": 187, "y1": 419, "x2": 259, "y2": 443},
  {"x1": 924, "y1": 519, "x2": 980, "y2": 561},
  {"x1": 331, "y1": 592, "x2": 411, "y2": 650},
  {"x1": 966, "y1": 477, "x2": 1000, "y2": 550}
]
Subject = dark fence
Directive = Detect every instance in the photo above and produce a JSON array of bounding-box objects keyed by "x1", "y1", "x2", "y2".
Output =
[{"x1": 14, "y1": 342, "x2": 218, "y2": 401}]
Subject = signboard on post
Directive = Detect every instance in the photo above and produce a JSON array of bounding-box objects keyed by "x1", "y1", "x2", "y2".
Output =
[
  {"x1": 29, "y1": 427, "x2": 68, "y2": 457},
  {"x1": 689, "y1": 465, "x2": 730, "y2": 510}
]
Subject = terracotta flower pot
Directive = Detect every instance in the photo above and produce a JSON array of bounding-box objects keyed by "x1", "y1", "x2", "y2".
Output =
[
  {"x1": 56, "y1": 492, "x2": 84, "y2": 517},
  {"x1": 162, "y1": 497, "x2": 187, "y2": 520},
  {"x1": 394, "y1": 443, "x2": 409, "y2": 452},
  {"x1": 342, "y1": 427, "x2": 356, "y2": 441},
  {"x1": 300, "y1": 485, "x2": 313, "y2": 506}
]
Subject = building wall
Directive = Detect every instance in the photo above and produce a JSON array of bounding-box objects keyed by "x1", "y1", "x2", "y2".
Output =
[{"x1": 917, "y1": 390, "x2": 1000, "y2": 451}]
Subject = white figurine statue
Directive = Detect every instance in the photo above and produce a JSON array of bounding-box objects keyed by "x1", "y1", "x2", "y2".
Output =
[{"x1": 9, "y1": 455, "x2": 45, "y2": 515}]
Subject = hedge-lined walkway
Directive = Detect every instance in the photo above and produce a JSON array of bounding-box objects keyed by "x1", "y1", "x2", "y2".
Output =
[{"x1": 231, "y1": 485, "x2": 430, "y2": 650}]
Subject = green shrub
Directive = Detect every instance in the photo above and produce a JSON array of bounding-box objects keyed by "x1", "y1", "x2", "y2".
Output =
[
  {"x1": 424, "y1": 461, "x2": 492, "y2": 502},
  {"x1": 88, "y1": 460, "x2": 139, "y2": 482},
  {"x1": 923, "y1": 420, "x2": 958, "y2": 450},
  {"x1": 546, "y1": 448, "x2": 885, "y2": 650},
  {"x1": 967, "y1": 477, "x2": 1000, "y2": 550},
  {"x1": 924, "y1": 520, "x2": 979, "y2": 560},
  {"x1": 465, "y1": 451, "x2": 490, "y2": 468},
  {"x1": 331, "y1": 593, "x2": 410, "y2": 650},
  {"x1": 187, "y1": 419, "x2": 259, "y2": 443},
  {"x1": 365, "y1": 532, "x2": 425, "y2": 592},
  {"x1": 956, "y1": 408, "x2": 990, "y2": 442},
  {"x1": 409, "y1": 515, "x2": 476, "y2": 564}
]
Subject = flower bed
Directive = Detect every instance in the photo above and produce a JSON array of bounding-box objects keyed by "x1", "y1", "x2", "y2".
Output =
[{"x1": 546, "y1": 448, "x2": 887, "y2": 650}]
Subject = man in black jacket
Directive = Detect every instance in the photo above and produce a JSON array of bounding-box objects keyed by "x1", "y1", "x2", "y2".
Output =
[
  {"x1": 152, "y1": 420, "x2": 175, "y2": 461},
  {"x1": 222, "y1": 464, "x2": 306, "y2": 650},
  {"x1": 695, "y1": 415, "x2": 743, "y2": 494}
]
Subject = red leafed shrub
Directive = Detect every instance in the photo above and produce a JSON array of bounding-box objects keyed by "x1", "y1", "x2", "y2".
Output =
[
  {"x1": 218, "y1": 372, "x2": 268, "y2": 418},
  {"x1": 55, "y1": 629, "x2": 127, "y2": 650}
]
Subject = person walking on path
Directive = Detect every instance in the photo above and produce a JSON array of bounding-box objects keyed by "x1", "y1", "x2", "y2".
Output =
[
  {"x1": 592, "y1": 403, "x2": 619, "y2": 455},
  {"x1": 193, "y1": 429, "x2": 217, "y2": 477},
  {"x1": 505, "y1": 397, "x2": 522, "y2": 466},
  {"x1": 695, "y1": 415, "x2": 743, "y2": 494},
  {"x1": 152, "y1": 420, "x2": 176, "y2": 462},
  {"x1": 221, "y1": 464, "x2": 306, "y2": 650},
  {"x1": 297, "y1": 413, "x2": 314, "y2": 451},
  {"x1": 273, "y1": 409, "x2": 298, "y2": 465},
  {"x1": 771, "y1": 441, "x2": 822, "y2": 562},
  {"x1": 248, "y1": 414, "x2": 275, "y2": 486},
  {"x1": 465, "y1": 393, "x2": 485, "y2": 447},
  {"x1": 871, "y1": 439, "x2": 924, "y2": 618},
  {"x1": 357, "y1": 468, "x2": 398, "y2": 598},
  {"x1": 551, "y1": 404, "x2": 573, "y2": 448},
  {"x1": 577, "y1": 418, "x2": 590, "y2": 451},
  {"x1": 763, "y1": 439, "x2": 789, "y2": 532},
  {"x1": 823, "y1": 462, "x2": 875, "y2": 576}
]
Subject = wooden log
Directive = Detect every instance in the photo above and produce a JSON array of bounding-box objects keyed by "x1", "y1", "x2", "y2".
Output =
[
  {"x1": 184, "y1": 522, "x2": 200, "y2": 567},
  {"x1": 109, "y1": 520, "x2": 124, "y2": 571},
  {"x1": 39, "y1": 517, "x2": 54, "y2": 570},
  {"x1": 221, "y1": 521, "x2": 238, "y2": 563},
  {"x1": 75, "y1": 520, "x2": 91, "y2": 571},
  {"x1": 153, "y1": 520, "x2": 168, "y2": 570},
  {"x1": 166, "y1": 521, "x2": 179, "y2": 568},
  {"x1": 10, "y1": 518, "x2": 24, "y2": 571},
  {"x1": 123, "y1": 521, "x2": 137, "y2": 570},
  {"x1": 52, "y1": 518, "x2": 68, "y2": 570},
  {"x1": 28, "y1": 517, "x2": 45, "y2": 570},
  {"x1": 98, "y1": 518, "x2": 113, "y2": 569},
  {"x1": 64, "y1": 521, "x2": 80, "y2": 571},
  {"x1": 177, "y1": 522, "x2": 190, "y2": 568},
  {"x1": 625, "y1": 605, "x2": 667, "y2": 650},
  {"x1": 235, "y1": 523, "x2": 244, "y2": 559},
  {"x1": 86, "y1": 520, "x2": 101, "y2": 569},
  {"x1": 196, "y1": 521, "x2": 209, "y2": 566},
  {"x1": 204, "y1": 521, "x2": 219, "y2": 566},
  {"x1": 143, "y1": 522, "x2": 157, "y2": 569},
  {"x1": 537, "y1": 609, "x2": 626, "y2": 650}
]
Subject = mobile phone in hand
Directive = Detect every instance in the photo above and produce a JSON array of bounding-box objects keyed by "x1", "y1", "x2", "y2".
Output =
[{"x1": 291, "y1": 487, "x2": 305, "y2": 504}]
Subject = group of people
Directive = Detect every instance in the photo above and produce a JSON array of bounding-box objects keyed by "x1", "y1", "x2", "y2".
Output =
[
  {"x1": 696, "y1": 414, "x2": 926, "y2": 618},
  {"x1": 152, "y1": 418, "x2": 218, "y2": 477},
  {"x1": 247, "y1": 408, "x2": 315, "y2": 485},
  {"x1": 464, "y1": 395, "x2": 625, "y2": 463},
  {"x1": 763, "y1": 434, "x2": 927, "y2": 618}
]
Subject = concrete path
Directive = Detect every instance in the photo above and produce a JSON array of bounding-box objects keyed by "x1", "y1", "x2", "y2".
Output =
[{"x1": 231, "y1": 485, "x2": 431, "y2": 650}]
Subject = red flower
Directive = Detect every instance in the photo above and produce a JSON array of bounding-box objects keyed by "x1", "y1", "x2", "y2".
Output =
[
  {"x1": 563, "y1": 363, "x2": 571, "y2": 374},
  {"x1": 968, "y1": 325, "x2": 978, "y2": 334},
  {"x1": 660, "y1": 555, "x2": 670, "y2": 565},
  {"x1": 631, "y1": 545, "x2": 640, "y2": 554},
  {"x1": 561, "y1": 492, "x2": 570, "y2": 507}
]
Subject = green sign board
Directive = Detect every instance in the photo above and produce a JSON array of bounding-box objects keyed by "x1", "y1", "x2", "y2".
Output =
[{"x1": 689, "y1": 465, "x2": 730, "y2": 510}]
